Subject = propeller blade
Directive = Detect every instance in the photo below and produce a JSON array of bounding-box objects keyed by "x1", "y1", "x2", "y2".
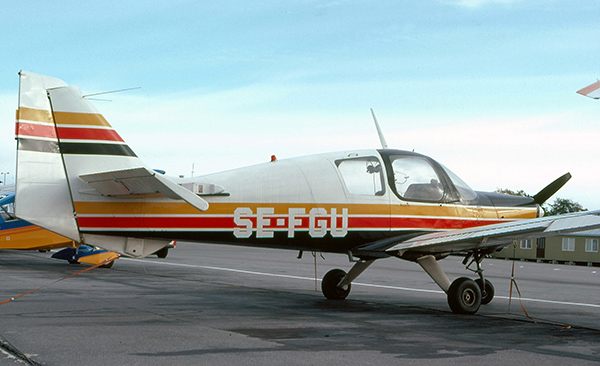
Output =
[{"x1": 532, "y1": 173, "x2": 572, "y2": 205}]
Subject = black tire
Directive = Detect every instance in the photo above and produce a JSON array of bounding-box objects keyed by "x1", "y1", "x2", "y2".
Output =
[
  {"x1": 99, "y1": 260, "x2": 114, "y2": 269},
  {"x1": 447, "y1": 277, "x2": 482, "y2": 314},
  {"x1": 475, "y1": 278, "x2": 494, "y2": 305},
  {"x1": 322, "y1": 269, "x2": 350, "y2": 300}
]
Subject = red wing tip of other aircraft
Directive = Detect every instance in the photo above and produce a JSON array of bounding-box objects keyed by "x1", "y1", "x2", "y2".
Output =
[{"x1": 577, "y1": 80, "x2": 600, "y2": 99}]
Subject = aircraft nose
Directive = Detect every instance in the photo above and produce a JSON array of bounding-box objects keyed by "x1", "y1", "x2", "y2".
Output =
[{"x1": 537, "y1": 204, "x2": 545, "y2": 218}]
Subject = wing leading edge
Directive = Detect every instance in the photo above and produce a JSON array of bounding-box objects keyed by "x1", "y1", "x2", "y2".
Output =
[{"x1": 382, "y1": 210, "x2": 600, "y2": 256}]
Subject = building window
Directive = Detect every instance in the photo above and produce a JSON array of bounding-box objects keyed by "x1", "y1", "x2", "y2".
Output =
[
  {"x1": 520, "y1": 239, "x2": 532, "y2": 249},
  {"x1": 562, "y1": 237, "x2": 575, "y2": 252},
  {"x1": 585, "y1": 238, "x2": 599, "y2": 253}
]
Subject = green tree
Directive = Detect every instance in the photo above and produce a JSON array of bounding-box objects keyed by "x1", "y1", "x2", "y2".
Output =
[
  {"x1": 544, "y1": 197, "x2": 587, "y2": 216},
  {"x1": 495, "y1": 188, "x2": 530, "y2": 197}
]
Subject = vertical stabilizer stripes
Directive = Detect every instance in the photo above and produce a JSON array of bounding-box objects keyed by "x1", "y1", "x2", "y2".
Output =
[
  {"x1": 15, "y1": 89, "x2": 137, "y2": 157},
  {"x1": 47, "y1": 86, "x2": 137, "y2": 157}
]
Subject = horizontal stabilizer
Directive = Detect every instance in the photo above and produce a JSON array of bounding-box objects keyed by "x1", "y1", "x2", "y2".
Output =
[{"x1": 79, "y1": 167, "x2": 209, "y2": 211}]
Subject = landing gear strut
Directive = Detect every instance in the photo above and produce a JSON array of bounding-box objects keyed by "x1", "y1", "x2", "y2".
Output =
[
  {"x1": 320, "y1": 250, "x2": 495, "y2": 315},
  {"x1": 464, "y1": 250, "x2": 495, "y2": 305},
  {"x1": 446, "y1": 250, "x2": 496, "y2": 314},
  {"x1": 416, "y1": 250, "x2": 495, "y2": 315}
]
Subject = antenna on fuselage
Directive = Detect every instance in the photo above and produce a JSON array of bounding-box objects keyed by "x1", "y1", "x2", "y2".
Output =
[
  {"x1": 83, "y1": 87, "x2": 141, "y2": 101},
  {"x1": 370, "y1": 108, "x2": 388, "y2": 149}
]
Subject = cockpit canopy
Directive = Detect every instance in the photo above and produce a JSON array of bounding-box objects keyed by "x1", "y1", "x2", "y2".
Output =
[{"x1": 377, "y1": 150, "x2": 478, "y2": 204}]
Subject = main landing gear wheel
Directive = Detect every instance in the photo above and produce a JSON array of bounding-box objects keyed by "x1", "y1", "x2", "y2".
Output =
[
  {"x1": 447, "y1": 277, "x2": 482, "y2": 315},
  {"x1": 322, "y1": 269, "x2": 351, "y2": 300},
  {"x1": 475, "y1": 278, "x2": 494, "y2": 305}
]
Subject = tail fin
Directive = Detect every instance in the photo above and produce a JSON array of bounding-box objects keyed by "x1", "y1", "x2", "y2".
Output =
[
  {"x1": 15, "y1": 71, "x2": 80, "y2": 241},
  {"x1": 15, "y1": 72, "x2": 207, "y2": 256}
]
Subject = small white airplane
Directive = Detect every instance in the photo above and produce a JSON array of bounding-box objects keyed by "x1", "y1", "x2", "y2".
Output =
[{"x1": 13, "y1": 71, "x2": 600, "y2": 314}]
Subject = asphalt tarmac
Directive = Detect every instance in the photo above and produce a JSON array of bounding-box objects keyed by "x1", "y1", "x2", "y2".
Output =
[{"x1": 0, "y1": 241, "x2": 599, "y2": 365}]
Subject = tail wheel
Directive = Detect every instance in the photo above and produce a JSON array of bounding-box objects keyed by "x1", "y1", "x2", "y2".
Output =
[
  {"x1": 322, "y1": 269, "x2": 350, "y2": 300},
  {"x1": 447, "y1": 277, "x2": 482, "y2": 314},
  {"x1": 99, "y1": 260, "x2": 114, "y2": 269},
  {"x1": 475, "y1": 278, "x2": 494, "y2": 305},
  {"x1": 155, "y1": 247, "x2": 169, "y2": 258}
]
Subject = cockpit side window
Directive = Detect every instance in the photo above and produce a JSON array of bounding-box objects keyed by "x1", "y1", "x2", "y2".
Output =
[
  {"x1": 0, "y1": 201, "x2": 16, "y2": 222},
  {"x1": 336, "y1": 157, "x2": 385, "y2": 196},
  {"x1": 390, "y1": 155, "x2": 444, "y2": 202}
]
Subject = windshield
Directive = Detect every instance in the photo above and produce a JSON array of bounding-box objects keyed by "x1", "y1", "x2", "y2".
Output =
[
  {"x1": 440, "y1": 164, "x2": 478, "y2": 202},
  {"x1": 390, "y1": 155, "x2": 444, "y2": 202}
]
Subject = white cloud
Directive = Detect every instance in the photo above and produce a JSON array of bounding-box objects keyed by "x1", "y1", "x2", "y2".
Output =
[
  {"x1": 95, "y1": 85, "x2": 600, "y2": 210},
  {"x1": 386, "y1": 113, "x2": 600, "y2": 209},
  {"x1": 4, "y1": 73, "x2": 599, "y2": 209}
]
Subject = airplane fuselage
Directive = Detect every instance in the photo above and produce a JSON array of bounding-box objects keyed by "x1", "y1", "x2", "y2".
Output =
[{"x1": 72, "y1": 149, "x2": 538, "y2": 254}]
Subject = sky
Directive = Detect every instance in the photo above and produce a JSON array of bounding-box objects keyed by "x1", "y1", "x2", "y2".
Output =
[{"x1": 1, "y1": 0, "x2": 599, "y2": 208}]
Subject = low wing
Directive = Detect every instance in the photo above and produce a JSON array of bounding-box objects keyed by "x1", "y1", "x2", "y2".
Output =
[
  {"x1": 79, "y1": 167, "x2": 209, "y2": 211},
  {"x1": 383, "y1": 210, "x2": 600, "y2": 256}
]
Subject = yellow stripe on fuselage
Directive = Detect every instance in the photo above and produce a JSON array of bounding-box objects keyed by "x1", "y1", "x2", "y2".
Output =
[
  {"x1": 74, "y1": 202, "x2": 384, "y2": 215},
  {"x1": 74, "y1": 201, "x2": 537, "y2": 220}
]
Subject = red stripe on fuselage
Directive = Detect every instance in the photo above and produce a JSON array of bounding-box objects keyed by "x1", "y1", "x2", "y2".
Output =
[{"x1": 77, "y1": 215, "x2": 508, "y2": 231}]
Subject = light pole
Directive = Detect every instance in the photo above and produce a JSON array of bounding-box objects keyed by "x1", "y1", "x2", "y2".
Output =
[{"x1": 1, "y1": 172, "x2": 8, "y2": 185}]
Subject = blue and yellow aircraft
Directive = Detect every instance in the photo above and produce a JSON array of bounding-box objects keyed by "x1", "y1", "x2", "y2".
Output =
[{"x1": 0, "y1": 185, "x2": 118, "y2": 266}]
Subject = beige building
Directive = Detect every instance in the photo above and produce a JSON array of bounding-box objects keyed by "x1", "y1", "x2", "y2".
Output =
[{"x1": 492, "y1": 229, "x2": 600, "y2": 266}]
